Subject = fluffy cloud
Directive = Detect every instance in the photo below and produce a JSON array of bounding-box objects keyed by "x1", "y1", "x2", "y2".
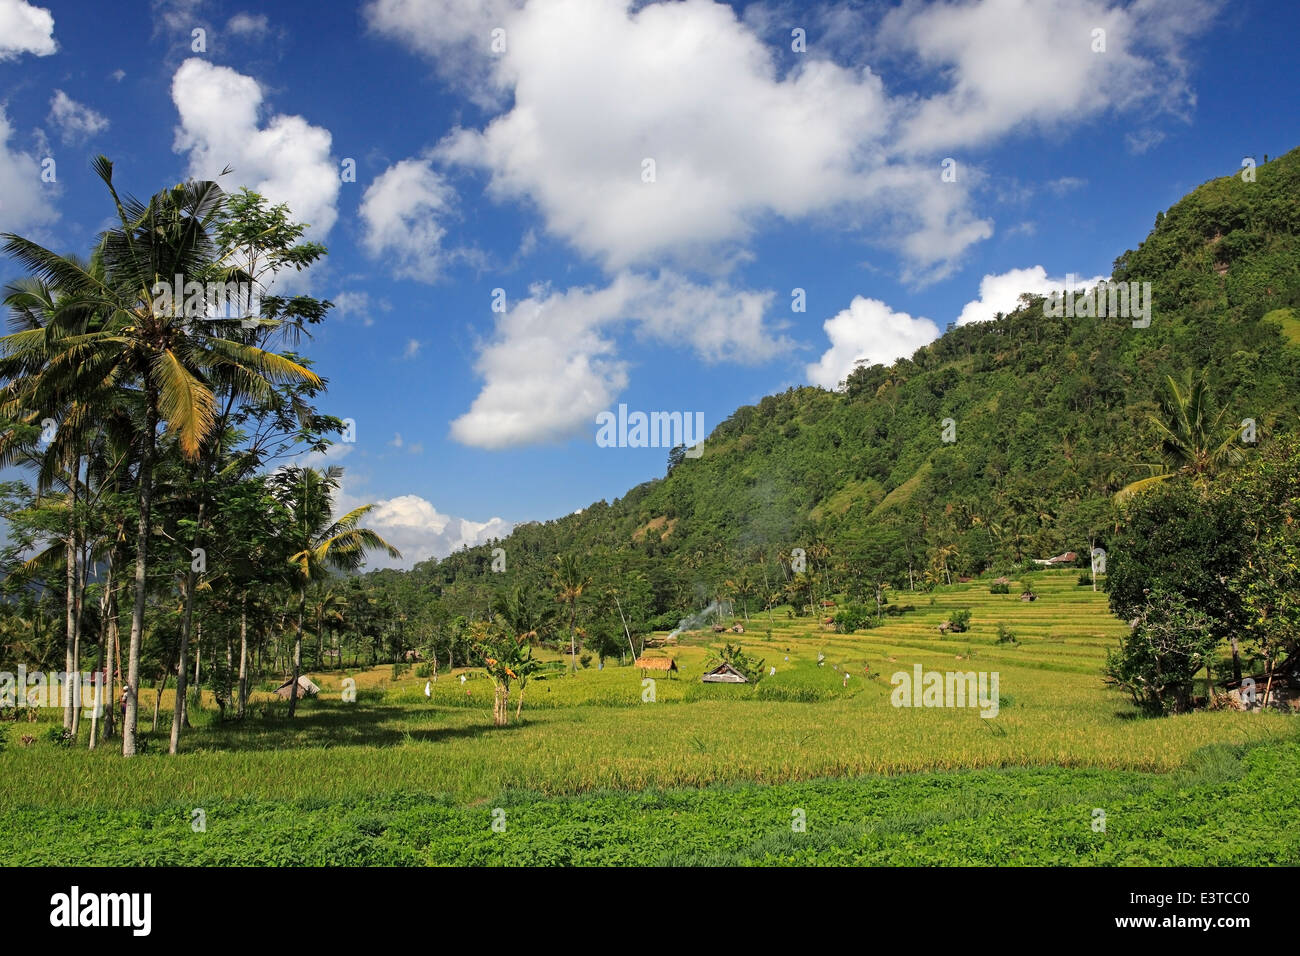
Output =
[
  {"x1": 170, "y1": 58, "x2": 339, "y2": 238},
  {"x1": 349, "y1": 493, "x2": 512, "y2": 570},
  {"x1": 365, "y1": 0, "x2": 520, "y2": 107},
  {"x1": 809, "y1": 266, "x2": 1121, "y2": 388},
  {"x1": 433, "y1": 0, "x2": 903, "y2": 272},
  {"x1": 359, "y1": 158, "x2": 456, "y2": 282},
  {"x1": 0, "y1": 107, "x2": 58, "y2": 233},
  {"x1": 451, "y1": 271, "x2": 788, "y2": 449},
  {"x1": 48, "y1": 91, "x2": 109, "y2": 145},
  {"x1": 806, "y1": 296, "x2": 940, "y2": 390},
  {"x1": 0, "y1": 0, "x2": 56, "y2": 60},
  {"x1": 955, "y1": 265, "x2": 1106, "y2": 325},
  {"x1": 371, "y1": 0, "x2": 1217, "y2": 284},
  {"x1": 880, "y1": 0, "x2": 1221, "y2": 152}
]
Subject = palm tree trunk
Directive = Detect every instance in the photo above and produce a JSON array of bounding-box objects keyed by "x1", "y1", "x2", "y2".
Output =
[
  {"x1": 288, "y1": 590, "x2": 305, "y2": 718},
  {"x1": 170, "y1": 500, "x2": 205, "y2": 753},
  {"x1": 70, "y1": 525, "x2": 88, "y2": 739},
  {"x1": 187, "y1": 623, "x2": 200, "y2": 726},
  {"x1": 569, "y1": 605, "x2": 577, "y2": 675},
  {"x1": 104, "y1": 567, "x2": 119, "y2": 741},
  {"x1": 123, "y1": 405, "x2": 157, "y2": 757},
  {"x1": 88, "y1": 597, "x2": 106, "y2": 750},
  {"x1": 237, "y1": 593, "x2": 249, "y2": 718},
  {"x1": 93, "y1": 551, "x2": 116, "y2": 748},
  {"x1": 222, "y1": 629, "x2": 232, "y2": 718},
  {"x1": 151, "y1": 667, "x2": 165, "y2": 732},
  {"x1": 60, "y1": 450, "x2": 85, "y2": 733},
  {"x1": 64, "y1": 485, "x2": 78, "y2": 732}
]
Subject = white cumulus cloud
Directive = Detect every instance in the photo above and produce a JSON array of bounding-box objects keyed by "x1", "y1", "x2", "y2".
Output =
[
  {"x1": 359, "y1": 158, "x2": 456, "y2": 282},
  {"x1": 369, "y1": 0, "x2": 1217, "y2": 285},
  {"x1": 346, "y1": 493, "x2": 512, "y2": 571},
  {"x1": 365, "y1": 0, "x2": 520, "y2": 107},
  {"x1": 0, "y1": 107, "x2": 58, "y2": 233},
  {"x1": 807, "y1": 296, "x2": 940, "y2": 390},
  {"x1": 0, "y1": 0, "x2": 56, "y2": 60},
  {"x1": 956, "y1": 266, "x2": 1107, "y2": 325},
  {"x1": 880, "y1": 0, "x2": 1221, "y2": 152},
  {"x1": 434, "y1": 0, "x2": 902, "y2": 272},
  {"x1": 170, "y1": 58, "x2": 339, "y2": 239},
  {"x1": 451, "y1": 271, "x2": 788, "y2": 449}
]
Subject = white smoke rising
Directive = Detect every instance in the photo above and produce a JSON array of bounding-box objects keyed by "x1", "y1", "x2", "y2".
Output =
[{"x1": 668, "y1": 599, "x2": 733, "y2": 640}]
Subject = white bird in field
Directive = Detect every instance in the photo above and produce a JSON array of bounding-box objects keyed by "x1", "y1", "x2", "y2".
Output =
[{"x1": 424, "y1": 681, "x2": 432, "y2": 697}]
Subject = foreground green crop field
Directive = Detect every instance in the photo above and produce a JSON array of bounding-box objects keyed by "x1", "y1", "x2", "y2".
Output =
[{"x1": 2, "y1": 572, "x2": 1296, "y2": 865}]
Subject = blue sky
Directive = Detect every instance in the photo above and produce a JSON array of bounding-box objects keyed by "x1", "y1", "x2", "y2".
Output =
[{"x1": 1, "y1": 0, "x2": 1297, "y2": 568}]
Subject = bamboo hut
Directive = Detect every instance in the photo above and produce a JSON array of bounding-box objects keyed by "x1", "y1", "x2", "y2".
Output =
[
  {"x1": 701, "y1": 662, "x2": 748, "y2": 684},
  {"x1": 274, "y1": 675, "x2": 321, "y2": 700},
  {"x1": 636, "y1": 656, "x2": 678, "y2": 678}
]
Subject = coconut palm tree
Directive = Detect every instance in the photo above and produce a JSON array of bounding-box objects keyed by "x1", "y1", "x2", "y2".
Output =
[
  {"x1": 2, "y1": 269, "x2": 139, "y2": 740},
  {"x1": 552, "y1": 553, "x2": 590, "y2": 674},
  {"x1": 1, "y1": 158, "x2": 323, "y2": 754},
  {"x1": 1117, "y1": 374, "x2": 1245, "y2": 501},
  {"x1": 271, "y1": 465, "x2": 399, "y2": 717}
]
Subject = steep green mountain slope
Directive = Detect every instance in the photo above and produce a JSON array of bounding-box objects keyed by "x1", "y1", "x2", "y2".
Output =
[{"x1": 394, "y1": 146, "x2": 1300, "y2": 624}]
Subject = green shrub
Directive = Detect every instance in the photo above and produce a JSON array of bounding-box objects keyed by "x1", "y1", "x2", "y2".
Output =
[
  {"x1": 833, "y1": 603, "x2": 875, "y2": 633},
  {"x1": 996, "y1": 623, "x2": 1018, "y2": 644},
  {"x1": 414, "y1": 663, "x2": 433, "y2": 678},
  {"x1": 1104, "y1": 590, "x2": 1217, "y2": 714},
  {"x1": 1077, "y1": 572, "x2": 1094, "y2": 586},
  {"x1": 45, "y1": 727, "x2": 72, "y2": 748},
  {"x1": 949, "y1": 609, "x2": 972, "y2": 633},
  {"x1": 990, "y1": 582, "x2": 1010, "y2": 594}
]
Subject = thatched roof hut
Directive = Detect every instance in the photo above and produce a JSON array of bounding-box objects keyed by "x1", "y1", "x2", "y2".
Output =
[
  {"x1": 274, "y1": 675, "x2": 321, "y2": 700},
  {"x1": 701, "y1": 662, "x2": 748, "y2": 684},
  {"x1": 636, "y1": 656, "x2": 678, "y2": 677}
]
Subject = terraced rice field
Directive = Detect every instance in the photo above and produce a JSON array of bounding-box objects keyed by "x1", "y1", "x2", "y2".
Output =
[{"x1": 3, "y1": 570, "x2": 1296, "y2": 864}]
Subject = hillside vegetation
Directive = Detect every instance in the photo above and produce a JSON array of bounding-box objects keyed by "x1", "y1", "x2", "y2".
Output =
[{"x1": 385, "y1": 147, "x2": 1300, "y2": 640}]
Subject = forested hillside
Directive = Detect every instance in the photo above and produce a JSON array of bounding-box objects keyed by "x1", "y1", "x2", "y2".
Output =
[{"x1": 369, "y1": 147, "x2": 1300, "y2": 650}]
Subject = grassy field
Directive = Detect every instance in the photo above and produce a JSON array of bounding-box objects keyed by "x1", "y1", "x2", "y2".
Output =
[{"x1": 2, "y1": 571, "x2": 1297, "y2": 865}]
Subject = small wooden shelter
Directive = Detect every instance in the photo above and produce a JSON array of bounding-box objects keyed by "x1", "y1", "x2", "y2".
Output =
[
  {"x1": 636, "y1": 656, "x2": 678, "y2": 678},
  {"x1": 701, "y1": 662, "x2": 749, "y2": 684},
  {"x1": 274, "y1": 675, "x2": 320, "y2": 700}
]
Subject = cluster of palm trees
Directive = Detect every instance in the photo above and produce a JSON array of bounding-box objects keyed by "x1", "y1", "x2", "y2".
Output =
[{"x1": 0, "y1": 158, "x2": 396, "y2": 755}]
